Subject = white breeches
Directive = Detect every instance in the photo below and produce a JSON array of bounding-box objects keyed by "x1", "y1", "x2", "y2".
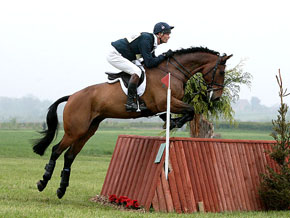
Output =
[{"x1": 106, "y1": 45, "x2": 142, "y2": 77}]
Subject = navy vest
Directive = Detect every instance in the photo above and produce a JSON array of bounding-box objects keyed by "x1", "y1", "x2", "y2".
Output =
[{"x1": 111, "y1": 32, "x2": 165, "y2": 68}]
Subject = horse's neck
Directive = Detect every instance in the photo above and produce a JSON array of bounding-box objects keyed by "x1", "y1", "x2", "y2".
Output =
[
  {"x1": 177, "y1": 53, "x2": 217, "y2": 76},
  {"x1": 182, "y1": 52, "x2": 216, "y2": 66},
  {"x1": 169, "y1": 53, "x2": 203, "y2": 80}
]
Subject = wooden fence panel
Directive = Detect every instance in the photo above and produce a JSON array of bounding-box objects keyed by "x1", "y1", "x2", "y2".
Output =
[{"x1": 100, "y1": 135, "x2": 277, "y2": 213}]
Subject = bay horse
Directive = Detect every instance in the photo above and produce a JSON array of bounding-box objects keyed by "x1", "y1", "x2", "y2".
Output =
[{"x1": 33, "y1": 47, "x2": 232, "y2": 199}]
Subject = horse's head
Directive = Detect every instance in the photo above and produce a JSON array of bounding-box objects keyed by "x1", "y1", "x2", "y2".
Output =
[
  {"x1": 164, "y1": 47, "x2": 233, "y2": 101},
  {"x1": 201, "y1": 54, "x2": 233, "y2": 101}
]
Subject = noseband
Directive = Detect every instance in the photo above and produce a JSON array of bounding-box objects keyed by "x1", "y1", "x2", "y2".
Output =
[{"x1": 167, "y1": 55, "x2": 224, "y2": 93}]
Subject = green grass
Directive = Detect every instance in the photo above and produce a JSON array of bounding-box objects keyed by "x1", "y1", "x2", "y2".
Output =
[
  {"x1": 215, "y1": 129, "x2": 273, "y2": 140},
  {"x1": 0, "y1": 128, "x2": 288, "y2": 217},
  {"x1": 0, "y1": 129, "x2": 190, "y2": 158}
]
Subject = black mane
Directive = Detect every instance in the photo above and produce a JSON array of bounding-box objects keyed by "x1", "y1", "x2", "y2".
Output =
[{"x1": 173, "y1": 46, "x2": 220, "y2": 56}]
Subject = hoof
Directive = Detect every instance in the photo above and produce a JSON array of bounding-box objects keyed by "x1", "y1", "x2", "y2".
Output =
[
  {"x1": 57, "y1": 188, "x2": 66, "y2": 199},
  {"x1": 37, "y1": 180, "x2": 47, "y2": 192},
  {"x1": 170, "y1": 123, "x2": 177, "y2": 130},
  {"x1": 162, "y1": 123, "x2": 166, "y2": 129}
]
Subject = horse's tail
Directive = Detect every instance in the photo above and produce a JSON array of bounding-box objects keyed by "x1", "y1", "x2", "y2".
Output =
[{"x1": 33, "y1": 95, "x2": 70, "y2": 156}]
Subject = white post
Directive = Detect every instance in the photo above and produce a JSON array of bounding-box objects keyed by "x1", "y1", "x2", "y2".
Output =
[{"x1": 165, "y1": 73, "x2": 171, "y2": 180}]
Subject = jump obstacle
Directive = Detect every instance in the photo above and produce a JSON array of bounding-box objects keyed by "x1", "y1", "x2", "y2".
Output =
[{"x1": 100, "y1": 135, "x2": 277, "y2": 213}]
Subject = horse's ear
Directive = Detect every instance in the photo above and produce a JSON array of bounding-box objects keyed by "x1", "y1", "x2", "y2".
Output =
[{"x1": 221, "y1": 54, "x2": 233, "y2": 64}]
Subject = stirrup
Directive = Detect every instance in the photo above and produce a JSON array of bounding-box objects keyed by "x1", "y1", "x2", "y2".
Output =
[
  {"x1": 136, "y1": 97, "x2": 147, "y2": 112},
  {"x1": 138, "y1": 101, "x2": 147, "y2": 111},
  {"x1": 125, "y1": 103, "x2": 138, "y2": 112}
]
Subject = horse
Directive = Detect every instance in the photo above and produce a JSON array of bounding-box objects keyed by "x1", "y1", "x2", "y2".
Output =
[{"x1": 33, "y1": 47, "x2": 232, "y2": 199}]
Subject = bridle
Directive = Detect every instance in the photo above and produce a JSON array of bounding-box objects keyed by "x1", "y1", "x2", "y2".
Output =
[
  {"x1": 164, "y1": 55, "x2": 224, "y2": 94},
  {"x1": 201, "y1": 55, "x2": 225, "y2": 92}
]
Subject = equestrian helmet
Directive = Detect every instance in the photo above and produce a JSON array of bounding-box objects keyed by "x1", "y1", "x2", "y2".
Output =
[{"x1": 153, "y1": 22, "x2": 174, "y2": 34}]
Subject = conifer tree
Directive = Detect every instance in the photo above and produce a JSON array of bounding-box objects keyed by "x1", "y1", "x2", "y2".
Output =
[{"x1": 259, "y1": 70, "x2": 290, "y2": 210}]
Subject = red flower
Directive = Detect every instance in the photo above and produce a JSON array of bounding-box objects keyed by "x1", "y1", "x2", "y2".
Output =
[
  {"x1": 109, "y1": 194, "x2": 117, "y2": 203},
  {"x1": 133, "y1": 200, "x2": 140, "y2": 209},
  {"x1": 108, "y1": 195, "x2": 140, "y2": 209},
  {"x1": 126, "y1": 199, "x2": 133, "y2": 208},
  {"x1": 119, "y1": 196, "x2": 128, "y2": 204}
]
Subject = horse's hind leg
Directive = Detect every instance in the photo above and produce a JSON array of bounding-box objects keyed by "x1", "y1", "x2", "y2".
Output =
[
  {"x1": 56, "y1": 147, "x2": 74, "y2": 199},
  {"x1": 37, "y1": 135, "x2": 73, "y2": 192},
  {"x1": 37, "y1": 143, "x2": 62, "y2": 191},
  {"x1": 56, "y1": 121, "x2": 101, "y2": 199}
]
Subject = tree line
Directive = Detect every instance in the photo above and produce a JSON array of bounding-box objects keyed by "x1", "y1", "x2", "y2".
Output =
[{"x1": 0, "y1": 95, "x2": 284, "y2": 123}]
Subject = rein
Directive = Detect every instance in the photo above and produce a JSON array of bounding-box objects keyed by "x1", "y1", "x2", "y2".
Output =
[{"x1": 169, "y1": 56, "x2": 192, "y2": 80}]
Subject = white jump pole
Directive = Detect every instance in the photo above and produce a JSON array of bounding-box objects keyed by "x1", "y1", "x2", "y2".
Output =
[{"x1": 165, "y1": 73, "x2": 171, "y2": 180}]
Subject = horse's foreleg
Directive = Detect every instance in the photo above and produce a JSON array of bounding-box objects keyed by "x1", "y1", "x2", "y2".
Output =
[
  {"x1": 175, "y1": 113, "x2": 195, "y2": 128},
  {"x1": 169, "y1": 98, "x2": 195, "y2": 129},
  {"x1": 159, "y1": 112, "x2": 180, "y2": 129},
  {"x1": 37, "y1": 143, "x2": 62, "y2": 192}
]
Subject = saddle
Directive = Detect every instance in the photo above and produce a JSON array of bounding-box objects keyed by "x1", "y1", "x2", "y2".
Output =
[
  {"x1": 106, "y1": 70, "x2": 147, "y2": 112},
  {"x1": 106, "y1": 71, "x2": 145, "y2": 88}
]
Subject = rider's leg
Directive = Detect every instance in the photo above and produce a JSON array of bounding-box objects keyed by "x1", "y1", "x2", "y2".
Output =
[
  {"x1": 125, "y1": 73, "x2": 139, "y2": 111},
  {"x1": 107, "y1": 46, "x2": 147, "y2": 111}
]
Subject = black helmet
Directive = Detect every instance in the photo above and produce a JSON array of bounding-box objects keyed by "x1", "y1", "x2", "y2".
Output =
[{"x1": 153, "y1": 22, "x2": 174, "y2": 34}]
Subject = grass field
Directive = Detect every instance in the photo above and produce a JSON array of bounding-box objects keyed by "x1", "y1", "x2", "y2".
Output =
[{"x1": 0, "y1": 128, "x2": 288, "y2": 218}]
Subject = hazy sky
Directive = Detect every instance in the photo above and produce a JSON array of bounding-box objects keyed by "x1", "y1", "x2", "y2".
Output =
[{"x1": 0, "y1": 0, "x2": 289, "y2": 106}]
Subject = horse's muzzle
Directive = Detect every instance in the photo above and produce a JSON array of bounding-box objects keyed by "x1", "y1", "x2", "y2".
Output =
[
  {"x1": 208, "y1": 90, "x2": 221, "y2": 102},
  {"x1": 213, "y1": 97, "x2": 220, "y2": 102}
]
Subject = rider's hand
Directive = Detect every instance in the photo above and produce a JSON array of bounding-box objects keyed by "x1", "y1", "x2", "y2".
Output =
[{"x1": 163, "y1": 49, "x2": 174, "y2": 58}]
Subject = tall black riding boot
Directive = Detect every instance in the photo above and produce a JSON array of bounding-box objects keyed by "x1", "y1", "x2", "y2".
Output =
[{"x1": 125, "y1": 74, "x2": 139, "y2": 112}]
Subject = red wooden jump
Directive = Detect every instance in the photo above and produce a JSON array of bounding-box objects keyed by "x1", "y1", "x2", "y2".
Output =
[{"x1": 100, "y1": 135, "x2": 276, "y2": 213}]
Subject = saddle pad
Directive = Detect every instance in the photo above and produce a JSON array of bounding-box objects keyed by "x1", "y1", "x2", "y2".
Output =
[{"x1": 106, "y1": 71, "x2": 146, "y2": 96}]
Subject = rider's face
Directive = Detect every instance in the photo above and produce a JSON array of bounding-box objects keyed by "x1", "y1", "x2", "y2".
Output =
[{"x1": 157, "y1": 33, "x2": 171, "y2": 44}]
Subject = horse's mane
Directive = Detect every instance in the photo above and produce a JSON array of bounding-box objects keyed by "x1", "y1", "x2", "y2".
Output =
[{"x1": 173, "y1": 46, "x2": 220, "y2": 56}]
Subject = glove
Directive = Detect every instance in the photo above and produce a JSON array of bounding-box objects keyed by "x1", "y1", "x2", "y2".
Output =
[{"x1": 163, "y1": 49, "x2": 174, "y2": 58}]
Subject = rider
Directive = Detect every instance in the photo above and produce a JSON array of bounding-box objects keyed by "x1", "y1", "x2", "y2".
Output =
[{"x1": 107, "y1": 22, "x2": 174, "y2": 112}]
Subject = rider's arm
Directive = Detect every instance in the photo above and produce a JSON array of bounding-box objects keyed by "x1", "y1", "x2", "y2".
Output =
[{"x1": 138, "y1": 37, "x2": 165, "y2": 68}]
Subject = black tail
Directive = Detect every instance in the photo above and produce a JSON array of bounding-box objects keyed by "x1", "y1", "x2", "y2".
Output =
[{"x1": 33, "y1": 96, "x2": 70, "y2": 156}]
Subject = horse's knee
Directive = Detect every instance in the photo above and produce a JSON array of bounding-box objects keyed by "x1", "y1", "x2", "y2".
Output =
[
  {"x1": 183, "y1": 106, "x2": 194, "y2": 115},
  {"x1": 176, "y1": 113, "x2": 194, "y2": 128}
]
